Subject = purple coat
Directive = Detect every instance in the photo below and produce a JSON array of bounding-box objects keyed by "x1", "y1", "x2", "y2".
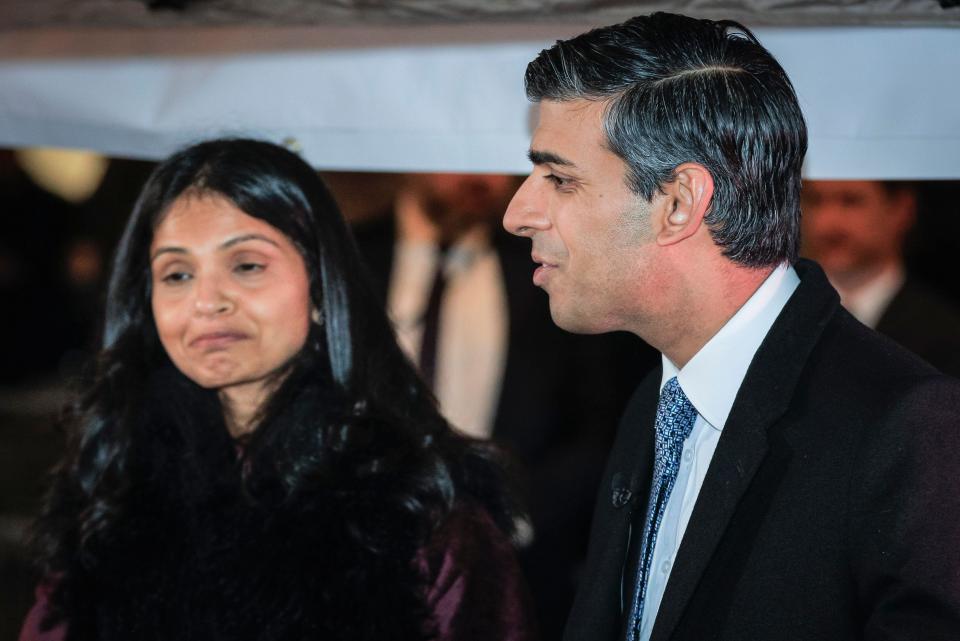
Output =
[{"x1": 20, "y1": 506, "x2": 538, "y2": 641}]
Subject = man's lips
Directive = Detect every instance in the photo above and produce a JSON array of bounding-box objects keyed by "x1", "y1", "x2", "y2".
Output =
[
  {"x1": 532, "y1": 254, "x2": 558, "y2": 286},
  {"x1": 189, "y1": 331, "x2": 248, "y2": 350}
]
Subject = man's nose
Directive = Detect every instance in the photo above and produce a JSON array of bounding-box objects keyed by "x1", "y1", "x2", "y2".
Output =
[
  {"x1": 193, "y1": 274, "x2": 235, "y2": 317},
  {"x1": 503, "y1": 173, "x2": 550, "y2": 238}
]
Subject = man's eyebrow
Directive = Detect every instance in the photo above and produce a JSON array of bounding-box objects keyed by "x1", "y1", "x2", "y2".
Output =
[{"x1": 528, "y1": 149, "x2": 577, "y2": 168}]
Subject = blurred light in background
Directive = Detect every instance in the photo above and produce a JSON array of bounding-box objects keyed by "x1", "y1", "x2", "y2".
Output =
[{"x1": 15, "y1": 147, "x2": 107, "y2": 204}]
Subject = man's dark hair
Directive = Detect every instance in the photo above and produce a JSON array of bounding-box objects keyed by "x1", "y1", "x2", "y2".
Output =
[{"x1": 525, "y1": 12, "x2": 808, "y2": 267}]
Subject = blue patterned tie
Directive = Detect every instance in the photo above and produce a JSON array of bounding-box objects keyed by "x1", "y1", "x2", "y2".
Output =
[{"x1": 623, "y1": 376, "x2": 698, "y2": 641}]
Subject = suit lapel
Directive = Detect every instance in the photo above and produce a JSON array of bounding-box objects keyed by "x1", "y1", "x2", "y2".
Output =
[
  {"x1": 650, "y1": 260, "x2": 841, "y2": 641},
  {"x1": 565, "y1": 371, "x2": 660, "y2": 641}
]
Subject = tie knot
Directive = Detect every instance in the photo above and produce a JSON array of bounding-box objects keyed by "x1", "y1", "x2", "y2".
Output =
[{"x1": 656, "y1": 377, "x2": 697, "y2": 445}]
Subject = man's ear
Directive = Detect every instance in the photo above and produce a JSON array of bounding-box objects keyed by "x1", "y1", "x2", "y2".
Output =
[{"x1": 656, "y1": 163, "x2": 715, "y2": 247}]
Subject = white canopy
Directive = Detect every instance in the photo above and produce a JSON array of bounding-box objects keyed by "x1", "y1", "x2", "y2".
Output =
[{"x1": 1, "y1": 16, "x2": 959, "y2": 177}]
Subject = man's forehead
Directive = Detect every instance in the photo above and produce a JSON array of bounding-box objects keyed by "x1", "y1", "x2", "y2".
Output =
[
  {"x1": 529, "y1": 99, "x2": 611, "y2": 165},
  {"x1": 534, "y1": 99, "x2": 605, "y2": 135}
]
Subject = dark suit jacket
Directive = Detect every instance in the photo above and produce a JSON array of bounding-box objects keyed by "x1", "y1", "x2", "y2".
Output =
[
  {"x1": 876, "y1": 276, "x2": 960, "y2": 378},
  {"x1": 352, "y1": 213, "x2": 656, "y2": 637},
  {"x1": 565, "y1": 260, "x2": 960, "y2": 641}
]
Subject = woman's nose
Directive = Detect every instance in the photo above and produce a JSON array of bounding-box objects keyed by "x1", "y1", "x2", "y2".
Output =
[{"x1": 192, "y1": 275, "x2": 235, "y2": 317}]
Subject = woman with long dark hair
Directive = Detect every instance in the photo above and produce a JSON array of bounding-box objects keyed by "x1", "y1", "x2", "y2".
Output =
[{"x1": 20, "y1": 139, "x2": 536, "y2": 641}]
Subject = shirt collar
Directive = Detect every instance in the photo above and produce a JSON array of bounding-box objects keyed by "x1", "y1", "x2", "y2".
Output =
[{"x1": 660, "y1": 262, "x2": 800, "y2": 431}]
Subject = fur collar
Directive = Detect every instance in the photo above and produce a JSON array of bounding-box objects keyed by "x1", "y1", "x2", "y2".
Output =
[{"x1": 56, "y1": 368, "x2": 436, "y2": 641}]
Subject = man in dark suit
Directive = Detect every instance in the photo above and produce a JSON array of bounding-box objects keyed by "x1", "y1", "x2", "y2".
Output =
[
  {"x1": 353, "y1": 173, "x2": 654, "y2": 638},
  {"x1": 802, "y1": 179, "x2": 960, "y2": 376},
  {"x1": 503, "y1": 12, "x2": 960, "y2": 641}
]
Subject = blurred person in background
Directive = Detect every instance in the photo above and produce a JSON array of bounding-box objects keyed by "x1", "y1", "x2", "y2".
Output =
[
  {"x1": 353, "y1": 172, "x2": 654, "y2": 638},
  {"x1": 802, "y1": 180, "x2": 960, "y2": 376},
  {"x1": 20, "y1": 139, "x2": 536, "y2": 641}
]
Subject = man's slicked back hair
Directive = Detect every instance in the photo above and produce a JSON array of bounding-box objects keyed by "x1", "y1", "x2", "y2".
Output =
[{"x1": 525, "y1": 12, "x2": 807, "y2": 267}]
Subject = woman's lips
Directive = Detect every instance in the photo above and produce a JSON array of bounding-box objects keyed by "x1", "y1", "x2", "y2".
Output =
[{"x1": 190, "y1": 331, "x2": 248, "y2": 350}]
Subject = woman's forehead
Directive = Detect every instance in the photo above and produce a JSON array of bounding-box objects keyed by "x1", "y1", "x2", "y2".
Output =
[{"x1": 150, "y1": 193, "x2": 288, "y2": 254}]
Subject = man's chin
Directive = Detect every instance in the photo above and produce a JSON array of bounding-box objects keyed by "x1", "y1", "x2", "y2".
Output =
[{"x1": 549, "y1": 303, "x2": 604, "y2": 335}]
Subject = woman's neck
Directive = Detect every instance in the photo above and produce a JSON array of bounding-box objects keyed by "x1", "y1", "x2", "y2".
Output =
[{"x1": 219, "y1": 382, "x2": 272, "y2": 438}]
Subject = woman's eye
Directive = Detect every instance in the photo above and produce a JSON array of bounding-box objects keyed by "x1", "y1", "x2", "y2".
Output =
[
  {"x1": 160, "y1": 271, "x2": 192, "y2": 284},
  {"x1": 234, "y1": 262, "x2": 265, "y2": 274}
]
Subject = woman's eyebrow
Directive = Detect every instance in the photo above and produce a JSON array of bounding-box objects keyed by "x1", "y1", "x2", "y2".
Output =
[
  {"x1": 150, "y1": 246, "x2": 187, "y2": 262},
  {"x1": 220, "y1": 233, "x2": 281, "y2": 250},
  {"x1": 150, "y1": 234, "x2": 282, "y2": 262}
]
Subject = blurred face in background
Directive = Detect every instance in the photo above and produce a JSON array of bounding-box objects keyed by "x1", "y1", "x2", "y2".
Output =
[
  {"x1": 802, "y1": 180, "x2": 915, "y2": 285},
  {"x1": 150, "y1": 192, "x2": 312, "y2": 417},
  {"x1": 410, "y1": 173, "x2": 518, "y2": 241}
]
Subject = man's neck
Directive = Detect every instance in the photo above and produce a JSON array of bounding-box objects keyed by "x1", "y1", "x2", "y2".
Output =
[{"x1": 655, "y1": 260, "x2": 776, "y2": 369}]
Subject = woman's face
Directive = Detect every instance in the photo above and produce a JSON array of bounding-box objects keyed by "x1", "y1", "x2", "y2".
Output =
[{"x1": 150, "y1": 192, "x2": 312, "y2": 409}]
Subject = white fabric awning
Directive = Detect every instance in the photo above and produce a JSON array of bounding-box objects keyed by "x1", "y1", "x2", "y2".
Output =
[
  {"x1": 3, "y1": 0, "x2": 959, "y2": 28},
  {"x1": 1, "y1": 23, "x2": 958, "y2": 178}
]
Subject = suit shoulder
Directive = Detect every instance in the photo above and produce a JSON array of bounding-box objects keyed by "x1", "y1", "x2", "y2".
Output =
[
  {"x1": 810, "y1": 308, "x2": 940, "y2": 387},
  {"x1": 791, "y1": 308, "x2": 960, "y2": 443}
]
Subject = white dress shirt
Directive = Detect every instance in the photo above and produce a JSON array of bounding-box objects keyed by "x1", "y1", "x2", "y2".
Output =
[
  {"x1": 387, "y1": 193, "x2": 508, "y2": 439},
  {"x1": 637, "y1": 262, "x2": 800, "y2": 641}
]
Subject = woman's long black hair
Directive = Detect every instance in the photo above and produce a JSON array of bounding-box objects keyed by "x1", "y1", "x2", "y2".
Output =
[{"x1": 32, "y1": 139, "x2": 519, "y2": 623}]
